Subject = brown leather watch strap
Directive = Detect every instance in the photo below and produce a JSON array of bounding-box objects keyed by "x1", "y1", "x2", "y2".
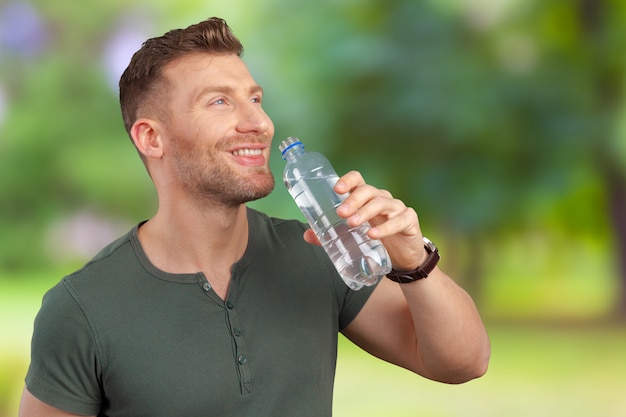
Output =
[{"x1": 386, "y1": 237, "x2": 440, "y2": 283}]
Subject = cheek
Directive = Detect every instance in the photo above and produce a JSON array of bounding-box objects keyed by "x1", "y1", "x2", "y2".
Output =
[{"x1": 166, "y1": 123, "x2": 203, "y2": 152}]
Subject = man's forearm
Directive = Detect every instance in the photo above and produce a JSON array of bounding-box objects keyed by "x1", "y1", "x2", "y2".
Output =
[{"x1": 401, "y1": 268, "x2": 491, "y2": 383}]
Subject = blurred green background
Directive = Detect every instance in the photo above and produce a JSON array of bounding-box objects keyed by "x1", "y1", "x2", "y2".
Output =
[{"x1": 1, "y1": 0, "x2": 626, "y2": 416}]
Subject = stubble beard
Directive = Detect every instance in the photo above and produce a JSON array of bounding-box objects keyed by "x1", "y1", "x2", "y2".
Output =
[{"x1": 172, "y1": 139, "x2": 275, "y2": 208}]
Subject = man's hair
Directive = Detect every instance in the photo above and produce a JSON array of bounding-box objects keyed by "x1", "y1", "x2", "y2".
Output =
[{"x1": 119, "y1": 17, "x2": 243, "y2": 137}]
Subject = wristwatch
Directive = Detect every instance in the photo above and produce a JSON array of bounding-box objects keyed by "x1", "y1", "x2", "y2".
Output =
[{"x1": 386, "y1": 237, "x2": 440, "y2": 283}]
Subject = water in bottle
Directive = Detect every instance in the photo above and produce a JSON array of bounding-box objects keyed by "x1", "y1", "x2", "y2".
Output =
[{"x1": 279, "y1": 136, "x2": 391, "y2": 290}]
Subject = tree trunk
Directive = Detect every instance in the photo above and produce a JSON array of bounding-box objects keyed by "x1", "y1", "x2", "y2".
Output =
[
  {"x1": 580, "y1": 0, "x2": 626, "y2": 319},
  {"x1": 604, "y1": 165, "x2": 626, "y2": 319}
]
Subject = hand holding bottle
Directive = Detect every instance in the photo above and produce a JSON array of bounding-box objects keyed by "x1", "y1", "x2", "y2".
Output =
[
  {"x1": 312, "y1": 170, "x2": 428, "y2": 273},
  {"x1": 280, "y1": 137, "x2": 391, "y2": 290}
]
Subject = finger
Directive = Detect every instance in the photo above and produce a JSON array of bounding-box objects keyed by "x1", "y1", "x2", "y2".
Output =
[
  {"x1": 334, "y1": 170, "x2": 365, "y2": 195},
  {"x1": 337, "y1": 185, "x2": 394, "y2": 220},
  {"x1": 367, "y1": 206, "x2": 420, "y2": 240},
  {"x1": 303, "y1": 228, "x2": 321, "y2": 246},
  {"x1": 355, "y1": 196, "x2": 413, "y2": 234}
]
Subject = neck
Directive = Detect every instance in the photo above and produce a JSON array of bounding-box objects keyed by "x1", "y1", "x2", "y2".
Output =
[{"x1": 138, "y1": 199, "x2": 250, "y2": 279}]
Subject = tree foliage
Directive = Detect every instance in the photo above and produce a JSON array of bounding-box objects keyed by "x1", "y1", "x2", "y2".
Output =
[{"x1": 0, "y1": 0, "x2": 623, "y2": 317}]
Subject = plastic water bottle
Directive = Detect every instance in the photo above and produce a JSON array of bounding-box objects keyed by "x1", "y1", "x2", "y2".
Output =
[{"x1": 279, "y1": 136, "x2": 391, "y2": 290}]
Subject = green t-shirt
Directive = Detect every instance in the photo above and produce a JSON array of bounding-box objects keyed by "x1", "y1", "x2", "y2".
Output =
[{"x1": 25, "y1": 208, "x2": 376, "y2": 417}]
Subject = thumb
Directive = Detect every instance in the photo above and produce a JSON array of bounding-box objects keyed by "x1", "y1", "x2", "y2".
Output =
[{"x1": 303, "y1": 229, "x2": 321, "y2": 246}]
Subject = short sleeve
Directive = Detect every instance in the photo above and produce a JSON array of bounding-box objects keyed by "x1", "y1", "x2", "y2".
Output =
[
  {"x1": 25, "y1": 279, "x2": 103, "y2": 415},
  {"x1": 336, "y1": 282, "x2": 377, "y2": 331}
]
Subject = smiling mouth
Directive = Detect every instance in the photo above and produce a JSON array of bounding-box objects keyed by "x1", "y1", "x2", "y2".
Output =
[{"x1": 232, "y1": 148, "x2": 263, "y2": 156}]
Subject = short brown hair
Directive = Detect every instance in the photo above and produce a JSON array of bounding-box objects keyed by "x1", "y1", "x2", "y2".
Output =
[{"x1": 119, "y1": 17, "x2": 243, "y2": 137}]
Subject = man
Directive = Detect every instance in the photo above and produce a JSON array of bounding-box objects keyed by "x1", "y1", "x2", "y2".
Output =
[{"x1": 19, "y1": 17, "x2": 490, "y2": 417}]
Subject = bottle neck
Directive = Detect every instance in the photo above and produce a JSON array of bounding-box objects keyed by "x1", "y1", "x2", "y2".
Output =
[{"x1": 282, "y1": 142, "x2": 305, "y2": 162}]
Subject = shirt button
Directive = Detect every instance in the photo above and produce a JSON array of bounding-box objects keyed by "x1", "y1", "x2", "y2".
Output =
[
  {"x1": 238, "y1": 354, "x2": 247, "y2": 364},
  {"x1": 233, "y1": 328, "x2": 242, "y2": 336},
  {"x1": 202, "y1": 282, "x2": 211, "y2": 292},
  {"x1": 226, "y1": 301, "x2": 234, "y2": 309}
]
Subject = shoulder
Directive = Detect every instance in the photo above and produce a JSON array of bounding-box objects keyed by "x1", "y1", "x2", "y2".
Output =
[
  {"x1": 36, "y1": 227, "x2": 137, "y2": 329},
  {"x1": 67, "y1": 226, "x2": 137, "y2": 279},
  {"x1": 37, "y1": 225, "x2": 142, "y2": 322},
  {"x1": 57, "y1": 224, "x2": 155, "y2": 299}
]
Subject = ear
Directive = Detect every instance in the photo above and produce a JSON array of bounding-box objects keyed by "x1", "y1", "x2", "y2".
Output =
[{"x1": 130, "y1": 118, "x2": 164, "y2": 160}]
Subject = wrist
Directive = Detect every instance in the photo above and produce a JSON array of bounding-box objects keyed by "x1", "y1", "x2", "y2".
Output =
[{"x1": 386, "y1": 237, "x2": 440, "y2": 283}]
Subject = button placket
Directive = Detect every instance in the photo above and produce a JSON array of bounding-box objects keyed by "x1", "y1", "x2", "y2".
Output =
[
  {"x1": 224, "y1": 298, "x2": 252, "y2": 395},
  {"x1": 196, "y1": 275, "x2": 224, "y2": 306}
]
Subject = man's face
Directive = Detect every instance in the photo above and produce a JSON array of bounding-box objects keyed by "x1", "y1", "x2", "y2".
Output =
[{"x1": 159, "y1": 53, "x2": 275, "y2": 207}]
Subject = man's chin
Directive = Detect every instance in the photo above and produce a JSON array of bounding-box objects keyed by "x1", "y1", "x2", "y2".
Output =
[
  {"x1": 248, "y1": 178, "x2": 275, "y2": 201},
  {"x1": 232, "y1": 175, "x2": 275, "y2": 205}
]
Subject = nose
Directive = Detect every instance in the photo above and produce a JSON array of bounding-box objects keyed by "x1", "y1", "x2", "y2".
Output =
[{"x1": 236, "y1": 102, "x2": 273, "y2": 135}]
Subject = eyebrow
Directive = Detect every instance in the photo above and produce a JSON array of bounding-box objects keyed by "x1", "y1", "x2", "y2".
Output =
[{"x1": 194, "y1": 85, "x2": 264, "y2": 103}]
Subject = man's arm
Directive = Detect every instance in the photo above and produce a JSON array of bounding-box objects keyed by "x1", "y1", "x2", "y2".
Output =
[
  {"x1": 343, "y1": 270, "x2": 490, "y2": 383},
  {"x1": 305, "y1": 170, "x2": 490, "y2": 383},
  {"x1": 18, "y1": 387, "x2": 96, "y2": 417}
]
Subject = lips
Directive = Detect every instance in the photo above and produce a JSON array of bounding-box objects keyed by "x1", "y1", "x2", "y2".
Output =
[{"x1": 228, "y1": 144, "x2": 268, "y2": 167}]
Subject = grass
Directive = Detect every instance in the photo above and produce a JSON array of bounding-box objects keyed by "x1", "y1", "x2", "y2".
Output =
[
  {"x1": 334, "y1": 324, "x2": 626, "y2": 417},
  {"x1": 2, "y1": 271, "x2": 626, "y2": 417}
]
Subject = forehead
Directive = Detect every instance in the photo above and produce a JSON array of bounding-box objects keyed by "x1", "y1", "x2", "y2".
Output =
[{"x1": 162, "y1": 53, "x2": 257, "y2": 93}]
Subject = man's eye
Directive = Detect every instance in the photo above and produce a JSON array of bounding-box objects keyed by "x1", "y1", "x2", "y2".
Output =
[
  {"x1": 212, "y1": 98, "x2": 226, "y2": 105},
  {"x1": 251, "y1": 96, "x2": 262, "y2": 104}
]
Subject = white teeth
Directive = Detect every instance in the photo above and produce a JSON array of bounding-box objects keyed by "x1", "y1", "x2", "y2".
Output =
[{"x1": 232, "y1": 149, "x2": 263, "y2": 156}]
